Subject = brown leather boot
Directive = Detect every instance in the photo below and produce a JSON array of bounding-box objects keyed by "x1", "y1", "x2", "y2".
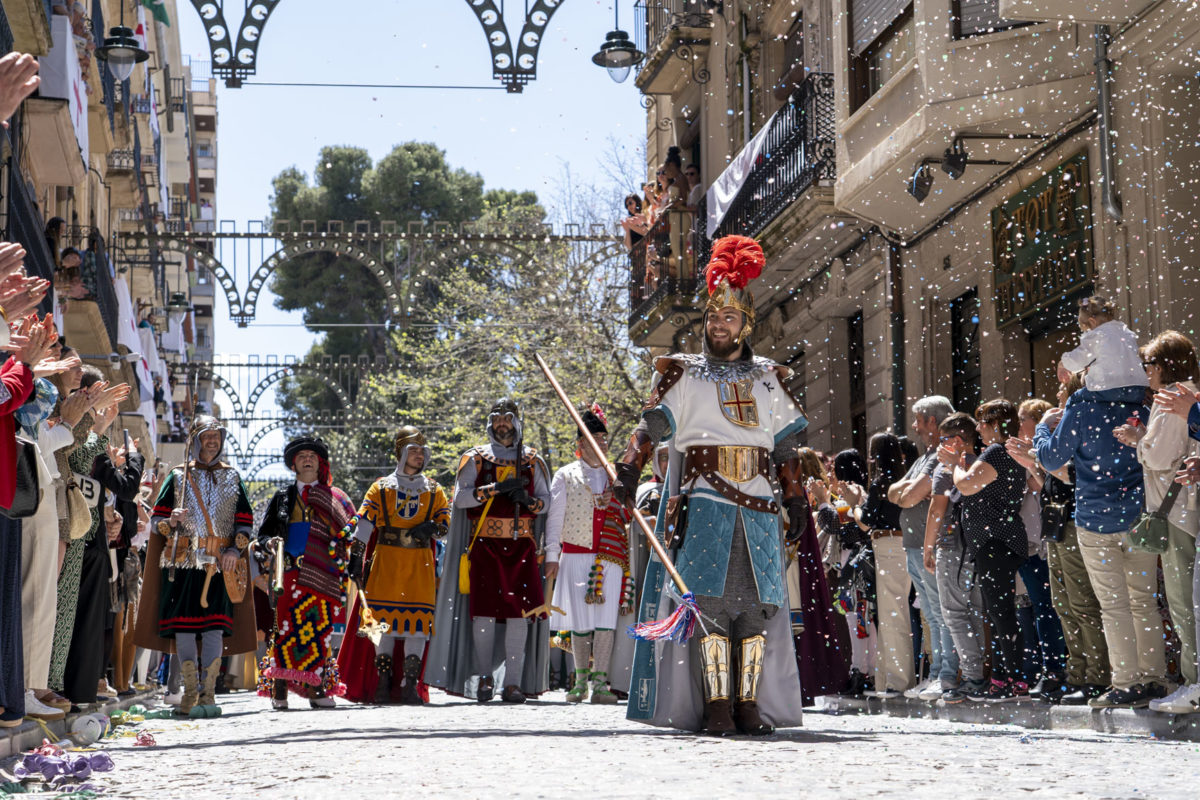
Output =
[
  {"x1": 734, "y1": 634, "x2": 773, "y2": 735},
  {"x1": 699, "y1": 633, "x2": 735, "y2": 735},
  {"x1": 176, "y1": 661, "x2": 199, "y2": 717}
]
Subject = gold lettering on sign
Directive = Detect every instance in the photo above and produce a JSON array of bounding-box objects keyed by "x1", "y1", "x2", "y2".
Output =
[{"x1": 991, "y1": 152, "x2": 1093, "y2": 328}]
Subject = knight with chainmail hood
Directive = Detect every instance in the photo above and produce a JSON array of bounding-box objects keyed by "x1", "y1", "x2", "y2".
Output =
[
  {"x1": 255, "y1": 436, "x2": 356, "y2": 710},
  {"x1": 615, "y1": 235, "x2": 810, "y2": 735},
  {"x1": 425, "y1": 399, "x2": 551, "y2": 704},
  {"x1": 338, "y1": 426, "x2": 450, "y2": 705},
  {"x1": 133, "y1": 416, "x2": 256, "y2": 718}
]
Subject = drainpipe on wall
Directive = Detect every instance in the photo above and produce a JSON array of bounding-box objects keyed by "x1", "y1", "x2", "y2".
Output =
[
  {"x1": 1095, "y1": 24, "x2": 1123, "y2": 224},
  {"x1": 889, "y1": 242, "x2": 906, "y2": 433}
]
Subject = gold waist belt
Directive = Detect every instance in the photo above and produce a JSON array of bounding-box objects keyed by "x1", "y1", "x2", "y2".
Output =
[{"x1": 714, "y1": 445, "x2": 767, "y2": 484}]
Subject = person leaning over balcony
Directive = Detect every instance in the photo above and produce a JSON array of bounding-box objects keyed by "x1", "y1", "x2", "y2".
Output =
[
  {"x1": 0, "y1": 315, "x2": 54, "y2": 727},
  {"x1": 620, "y1": 194, "x2": 649, "y2": 251},
  {"x1": 843, "y1": 432, "x2": 912, "y2": 698},
  {"x1": 1035, "y1": 350, "x2": 1167, "y2": 709},
  {"x1": 684, "y1": 163, "x2": 703, "y2": 211},
  {"x1": 888, "y1": 395, "x2": 957, "y2": 702},
  {"x1": 1123, "y1": 331, "x2": 1200, "y2": 714}
]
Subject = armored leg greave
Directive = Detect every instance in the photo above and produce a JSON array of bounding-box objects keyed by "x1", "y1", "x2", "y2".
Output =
[
  {"x1": 699, "y1": 633, "x2": 735, "y2": 735},
  {"x1": 734, "y1": 634, "x2": 773, "y2": 735}
]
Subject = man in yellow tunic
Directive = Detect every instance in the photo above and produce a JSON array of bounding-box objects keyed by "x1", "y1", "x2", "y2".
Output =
[{"x1": 340, "y1": 427, "x2": 450, "y2": 704}]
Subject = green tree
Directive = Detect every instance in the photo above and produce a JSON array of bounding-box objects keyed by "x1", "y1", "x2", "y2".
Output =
[{"x1": 324, "y1": 220, "x2": 646, "y2": 496}]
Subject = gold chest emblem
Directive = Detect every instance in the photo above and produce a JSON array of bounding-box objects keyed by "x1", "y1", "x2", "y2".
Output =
[{"x1": 717, "y1": 379, "x2": 760, "y2": 427}]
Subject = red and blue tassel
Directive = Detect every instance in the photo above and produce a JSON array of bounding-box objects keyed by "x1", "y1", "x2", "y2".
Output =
[{"x1": 629, "y1": 591, "x2": 699, "y2": 644}]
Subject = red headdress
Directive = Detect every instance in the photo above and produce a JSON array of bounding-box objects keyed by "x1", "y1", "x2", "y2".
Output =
[{"x1": 704, "y1": 235, "x2": 763, "y2": 326}]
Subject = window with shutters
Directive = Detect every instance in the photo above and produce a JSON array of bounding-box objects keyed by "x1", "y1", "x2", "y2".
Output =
[
  {"x1": 773, "y1": 14, "x2": 806, "y2": 101},
  {"x1": 951, "y1": 0, "x2": 1027, "y2": 39},
  {"x1": 848, "y1": 3, "x2": 914, "y2": 113}
]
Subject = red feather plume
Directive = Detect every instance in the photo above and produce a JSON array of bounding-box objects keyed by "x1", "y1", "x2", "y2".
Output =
[{"x1": 705, "y1": 235, "x2": 765, "y2": 294}]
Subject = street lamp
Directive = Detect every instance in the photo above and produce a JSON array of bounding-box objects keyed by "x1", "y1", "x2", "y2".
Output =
[
  {"x1": 592, "y1": 5, "x2": 643, "y2": 83},
  {"x1": 95, "y1": 2, "x2": 149, "y2": 84}
]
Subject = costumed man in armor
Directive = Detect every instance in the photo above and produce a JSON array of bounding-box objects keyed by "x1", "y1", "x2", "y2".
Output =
[
  {"x1": 544, "y1": 404, "x2": 633, "y2": 705},
  {"x1": 134, "y1": 416, "x2": 256, "y2": 718},
  {"x1": 426, "y1": 399, "x2": 551, "y2": 704},
  {"x1": 339, "y1": 426, "x2": 449, "y2": 705},
  {"x1": 255, "y1": 436, "x2": 355, "y2": 710},
  {"x1": 616, "y1": 235, "x2": 810, "y2": 736}
]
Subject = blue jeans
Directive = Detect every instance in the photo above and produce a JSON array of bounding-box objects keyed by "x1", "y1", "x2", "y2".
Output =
[
  {"x1": 906, "y1": 546, "x2": 958, "y2": 684},
  {"x1": 1018, "y1": 555, "x2": 1067, "y2": 677}
]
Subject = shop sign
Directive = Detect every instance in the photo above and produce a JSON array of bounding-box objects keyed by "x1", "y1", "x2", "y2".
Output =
[{"x1": 991, "y1": 151, "x2": 1094, "y2": 328}]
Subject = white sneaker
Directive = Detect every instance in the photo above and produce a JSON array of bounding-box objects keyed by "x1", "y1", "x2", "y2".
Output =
[
  {"x1": 23, "y1": 690, "x2": 66, "y2": 721},
  {"x1": 1149, "y1": 683, "x2": 1200, "y2": 714},
  {"x1": 903, "y1": 679, "x2": 932, "y2": 699},
  {"x1": 163, "y1": 690, "x2": 182, "y2": 705},
  {"x1": 871, "y1": 688, "x2": 902, "y2": 699},
  {"x1": 919, "y1": 680, "x2": 948, "y2": 701}
]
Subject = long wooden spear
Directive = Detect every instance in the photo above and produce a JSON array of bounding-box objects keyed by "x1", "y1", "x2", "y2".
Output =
[{"x1": 533, "y1": 352, "x2": 699, "y2": 643}]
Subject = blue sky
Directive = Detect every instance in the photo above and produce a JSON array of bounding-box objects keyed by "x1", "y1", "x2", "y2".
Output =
[
  {"x1": 171, "y1": 0, "x2": 644, "y2": 470},
  {"x1": 175, "y1": 0, "x2": 645, "y2": 359}
]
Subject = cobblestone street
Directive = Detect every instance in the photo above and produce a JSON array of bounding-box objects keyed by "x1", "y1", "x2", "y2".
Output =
[{"x1": 88, "y1": 691, "x2": 1195, "y2": 799}]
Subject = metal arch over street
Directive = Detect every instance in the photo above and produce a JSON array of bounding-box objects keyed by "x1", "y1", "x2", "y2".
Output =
[
  {"x1": 117, "y1": 223, "x2": 620, "y2": 327},
  {"x1": 185, "y1": 364, "x2": 246, "y2": 418},
  {"x1": 243, "y1": 364, "x2": 352, "y2": 417},
  {"x1": 186, "y1": 1, "x2": 567, "y2": 91}
]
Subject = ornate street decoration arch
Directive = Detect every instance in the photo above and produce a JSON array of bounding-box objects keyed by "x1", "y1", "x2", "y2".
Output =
[
  {"x1": 244, "y1": 364, "x2": 351, "y2": 417},
  {"x1": 118, "y1": 232, "x2": 401, "y2": 326},
  {"x1": 189, "y1": 0, "x2": 282, "y2": 88},
  {"x1": 186, "y1": 1, "x2": 566, "y2": 91},
  {"x1": 466, "y1": 0, "x2": 565, "y2": 92},
  {"x1": 182, "y1": 364, "x2": 246, "y2": 418}
]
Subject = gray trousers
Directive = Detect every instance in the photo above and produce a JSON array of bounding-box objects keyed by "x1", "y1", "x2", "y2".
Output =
[{"x1": 935, "y1": 543, "x2": 985, "y2": 682}]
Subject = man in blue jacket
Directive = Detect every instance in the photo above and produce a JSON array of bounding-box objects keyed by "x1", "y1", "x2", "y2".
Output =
[{"x1": 1034, "y1": 384, "x2": 1167, "y2": 709}]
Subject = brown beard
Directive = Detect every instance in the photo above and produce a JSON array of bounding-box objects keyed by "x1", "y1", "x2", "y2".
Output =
[{"x1": 705, "y1": 330, "x2": 742, "y2": 359}]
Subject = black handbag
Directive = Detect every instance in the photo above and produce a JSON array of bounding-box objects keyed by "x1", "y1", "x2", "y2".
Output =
[{"x1": 0, "y1": 437, "x2": 40, "y2": 519}]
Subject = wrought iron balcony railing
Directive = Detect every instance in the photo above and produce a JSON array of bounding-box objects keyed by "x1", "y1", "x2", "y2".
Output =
[
  {"x1": 108, "y1": 149, "x2": 135, "y2": 171},
  {"x1": 709, "y1": 72, "x2": 836, "y2": 243},
  {"x1": 633, "y1": 0, "x2": 712, "y2": 62},
  {"x1": 628, "y1": 209, "x2": 699, "y2": 327}
]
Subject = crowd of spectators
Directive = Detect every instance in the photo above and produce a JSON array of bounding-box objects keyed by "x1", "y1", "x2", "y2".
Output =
[
  {"x1": 805, "y1": 295, "x2": 1200, "y2": 712},
  {"x1": 0, "y1": 49, "x2": 168, "y2": 727}
]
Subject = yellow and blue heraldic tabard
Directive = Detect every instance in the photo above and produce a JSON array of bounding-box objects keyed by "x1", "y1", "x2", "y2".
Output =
[{"x1": 355, "y1": 472, "x2": 451, "y2": 636}]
